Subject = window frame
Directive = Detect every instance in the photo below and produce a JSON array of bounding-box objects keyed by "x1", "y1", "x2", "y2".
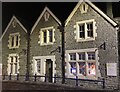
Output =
[
  {"x1": 66, "y1": 48, "x2": 98, "y2": 80},
  {"x1": 7, "y1": 54, "x2": 19, "y2": 75},
  {"x1": 38, "y1": 26, "x2": 55, "y2": 46},
  {"x1": 8, "y1": 32, "x2": 20, "y2": 49},
  {"x1": 76, "y1": 19, "x2": 96, "y2": 42}
]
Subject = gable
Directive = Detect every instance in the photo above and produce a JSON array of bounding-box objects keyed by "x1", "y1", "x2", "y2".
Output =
[
  {"x1": 0, "y1": 16, "x2": 27, "y2": 41},
  {"x1": 65, "y1": 0, "x2": 118, "y2": 27},
  {"x1": 31, "y1": 6, "x2": 62, "y2": 34}
]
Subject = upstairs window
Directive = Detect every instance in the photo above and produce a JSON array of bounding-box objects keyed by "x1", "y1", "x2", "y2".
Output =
[
  {"x1": 8, "y1": 33, "x2": 20, "y2": 49},
  {"x1": 39, "y1": 27, "x2": 55, "y2": 45},
  {"x1": 76, "y1": 19, "x2": 96, "y2": 42}
]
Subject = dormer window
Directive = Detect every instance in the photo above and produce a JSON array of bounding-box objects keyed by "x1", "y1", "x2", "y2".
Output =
[
  {"x1": 80, "y1": 3, "x2": 88, "y2": 14},
  {"x1": 12, "y1": 19, "x2": 17, "y2": 28},
  {"x1": 8, "y1": 32, "x2": 20, "y2": 49},
  {"x1": 44, "y1": 11, "x2": 50, "y2": 21}
]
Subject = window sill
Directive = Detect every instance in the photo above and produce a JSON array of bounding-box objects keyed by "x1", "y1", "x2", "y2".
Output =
[
  {"x1": 67, "y1": 74, "x2": 97, "y2": 80},
  {"x1": 40, "y1": 42, "x2": 54, "y2": 46},
  {"x1": 76, "y1": 38, "x2": 95, "y2": 42},
  {"x1": 8, "y1": 46, "x2": 20, "y2": 49}
]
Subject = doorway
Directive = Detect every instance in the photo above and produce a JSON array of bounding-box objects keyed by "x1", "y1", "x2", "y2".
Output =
[{"x1": 45, "y1": 59, "x2": 53, "y2": 82}]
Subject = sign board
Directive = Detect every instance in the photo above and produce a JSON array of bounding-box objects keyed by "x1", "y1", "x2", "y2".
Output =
[{"x1": 106, "y1": 63, "x2": 117, "y2": 76}]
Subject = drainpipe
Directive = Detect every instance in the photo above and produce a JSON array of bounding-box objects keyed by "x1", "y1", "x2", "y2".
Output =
[
  {"x1": 26, "y1": 30, "x2": 30, "y2": 81},
  {"x1": 58, "y1": 23, "x2": 65, "y2": 84}
]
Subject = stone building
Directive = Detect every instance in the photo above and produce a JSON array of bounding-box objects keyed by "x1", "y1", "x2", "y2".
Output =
[
  {"x1": 64, "y1": 0, "x2": 119, "y2": 89},
  {"x1": 30, "y1": 6, "x2": 62, "y2": 82},
  {"x1": 1, "y1": 16, "x2": 28, "y2": 78},
  {"x1": 1, "y1": 0, "x2": 120, "y2": 90}
]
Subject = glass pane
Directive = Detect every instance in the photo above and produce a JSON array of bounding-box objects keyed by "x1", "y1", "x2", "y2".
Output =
[
  {"x1": 79, "y1": 24, "x2": 85, "y2": 38},
  {"x1": 11, "y1": 36, "x2": 14, "y2": 47},
  {"x1": 87, "y1": 23, "x2": 93, "y2": 37},
  {"x1": 14, "y1": 63, "x2": 17, "y2": 74},
  {"x1": 87, "y1": 52, "x2": 95, "y2": 60},
  {"x1": 78, "y1": 62, "x2": 86, "y2": 76},
  {"x1": 15, "y1": 56, "x2": 18, "y2": 62},
  {"x1": 69, "y1": 62, "x2": 77, "y2": 75},
  {"x1": 11, "y1": 57, "x2": 13, "y2": 63},
  {"x1": 10, "y1": 64, "x2": 13, "y2": 74},
  {"x1": 36, "y1": 59, "x2": 41, "y2": 73},
  {"x1": 69, "y1": 53, "x2": 76, "y2": 60},
  {"x1": 88, "y1": 62, "x2": 96, "y2": 75},
  {"x1": 16, "y1": 35, "x2": 19, "y2": 46},
  {"x1": 43, "y1": 31, "x2": 47, "y2": 43},
  {"x1": 78, "y1": 53, "x2": 85, "y2": 60},
  {"x1": 48, "y1": 29, "x2": 53, "y2": 42}
]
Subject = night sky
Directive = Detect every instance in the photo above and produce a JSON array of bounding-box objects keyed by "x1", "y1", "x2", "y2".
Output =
[{"x1": 2, "y1": 2, "x2": 120, "y2": 32}]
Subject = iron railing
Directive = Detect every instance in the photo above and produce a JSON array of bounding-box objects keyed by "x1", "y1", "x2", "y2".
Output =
[{"x1": 2, "y1": 73, "x2": 105, "y2": 89}]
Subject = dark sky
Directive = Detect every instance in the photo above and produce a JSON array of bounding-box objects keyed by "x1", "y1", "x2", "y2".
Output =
[{"x1": 2, "y1": 2, "x2": 120, "y2": 32}]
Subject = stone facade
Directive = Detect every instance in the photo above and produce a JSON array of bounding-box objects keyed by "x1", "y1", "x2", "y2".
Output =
[
  {"x1": 30, "y1": 7, "x2": 62, "y2": 82},
  {"x1": 1, "y1": 1, "x2": 119, "y2": 90},
  {"x1": 65, "y1": 2, "x2": 119, "y2": 89},
  {"x1": 2, "y1": 16, "x2": 28, "y2": 76}
]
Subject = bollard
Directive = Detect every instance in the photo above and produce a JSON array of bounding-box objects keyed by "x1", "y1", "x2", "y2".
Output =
[
  {"x1": 103, "y1": 78, "x2": 105, "y2": 89},
  {"x1": 54, "y1": 74, "x2": 56, "y2": 83},
  {"x1": 44, "y1": 74, "x2": 47, "y2": 82},
  {"x1": 76, "y1": 75, "x2": 78, "y2": 86},
  {"x1": 34, "y1": 74, "x2": 37, "y2": 82},
  {"x1": 17, "y1": 73, "x2": 19, "y2": 80},
  {"x1": 9, "y1": 73, "x2": 12, "y2": 80},
  {"x1": 3, "y1": 74, "x2": 5, "y2": 80}
]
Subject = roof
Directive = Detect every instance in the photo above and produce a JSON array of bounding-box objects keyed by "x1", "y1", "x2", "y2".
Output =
[
  {"x1": 65, "y1": 0, "x2": 118, "y2": 27},
  {"x1": 0, "y1": 15, "x2": 28, "y2": 41},
  {"x1": 31, "y1": 6, "x2": 62, "y2": 34}
]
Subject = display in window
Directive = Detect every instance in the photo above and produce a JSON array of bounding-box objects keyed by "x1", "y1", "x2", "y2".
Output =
[
  {"x1": 88, "y1": 63, "x2": 96, "y2": 75},
  {"x1": 78, "y1": 62, "x2": 86, "y2": 76},
  {"x1": 70, "y1": 62, "x2": 77, "y2": 75}
]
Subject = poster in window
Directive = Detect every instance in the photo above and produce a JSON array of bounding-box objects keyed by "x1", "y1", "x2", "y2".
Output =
[{"x1": 106, "y1": 63, "x2": 117, "y2": 76}]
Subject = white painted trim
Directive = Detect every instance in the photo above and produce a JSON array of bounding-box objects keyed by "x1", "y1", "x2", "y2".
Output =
[
  {"x1": 65, "y1": 0, "x2": 117, "y2": 27},
  {"x1": 31, "y1": 6, "x2": 61, "y2": 34},
  {"x1": 39, "y1": 26, "x2": 55, "y2": 46},
  {"x1": 0, "y1": 16, "x2": 27, "y2": 41},
  {"x1": 8, "y1": 32, "x2": 20, "y2": 49},
  {"x1": 65, "y1": 48, "x2": 100, "y2": 79},
  {"x1": 7, "y1": 53, "x2": 20, "y2": 75},
  {"x1": 32, "y1": 55, "x2": 56, "y2": 82},
  {"x1": 75, "y1": 19, "x2": 96, "y2": 42}
]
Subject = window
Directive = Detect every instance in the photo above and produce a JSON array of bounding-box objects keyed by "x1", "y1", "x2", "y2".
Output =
[
  {"x1": 39, "y1": 27, "x2": 55, "y2": 45},
  {"x1": 79, "y1": 3, "x2": 88, "y2": 14},
  {"x1": 76, "y1": 19, "x2": 96, "y2": 42},
  {"x1": 8, "y1": 33, "x2": 20, "y2": 49},
  {"x1": 7, "y1": 54, "x2": 19, "y2": 75},
  {"x1": 66, "y1": 48, "x2": 98, "y2": 79},
  {"x1": 36, "y1": 59, "x2": 41, "y2": 74}
]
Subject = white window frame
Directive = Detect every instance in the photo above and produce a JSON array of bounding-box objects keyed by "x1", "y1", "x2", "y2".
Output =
[
  {"x1": 32, "y1": 55, "x2": 56, "y2": 82},
  {"x1": 8, "y1": 32, "x2": 20, "y2": 49},
  {"x1": 76, "y1": 19, "x2": 96, "y2": 42},
  {"x1": 38, "y1": 26, "x2": 55, "y2": 46},
  {"x1": 79, "y1": 2, "x2": 88, "y2": 14},
  {"x1": 65, "y1": 48, "x2": 99, "y2": 80},
  {"x1": 7, "y1": 54, "x2": 20, "y2": 75}
]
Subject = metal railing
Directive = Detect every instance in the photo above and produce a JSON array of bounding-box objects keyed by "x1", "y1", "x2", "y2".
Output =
[{"x1": 2, "y1": 73, "x2": 105, "y2": 89}]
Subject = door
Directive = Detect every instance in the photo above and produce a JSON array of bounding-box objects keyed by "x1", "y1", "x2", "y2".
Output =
[{"x1": 45, "y1": 59, "x2": 53, "y2": 82}]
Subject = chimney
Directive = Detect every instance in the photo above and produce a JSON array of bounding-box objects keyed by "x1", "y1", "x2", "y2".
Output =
[{"x1": 106, "y1": 2, "x2": 113, "y2": 18}]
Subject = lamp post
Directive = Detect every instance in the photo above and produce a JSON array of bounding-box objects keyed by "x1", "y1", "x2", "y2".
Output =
[{"x1": 58, "y1": 24, "x2": 65, "y2": 84}]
